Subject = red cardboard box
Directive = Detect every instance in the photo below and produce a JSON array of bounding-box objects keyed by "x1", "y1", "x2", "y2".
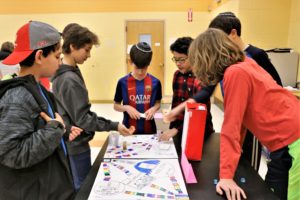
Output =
[{"x1": 181, "y1": 102, "x2": 207, "y2": 161}]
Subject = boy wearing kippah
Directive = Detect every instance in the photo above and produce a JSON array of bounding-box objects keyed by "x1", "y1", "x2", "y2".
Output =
[
  {"x1": 0, "y1": 21, "x2": 80, "y2": 200},
  {"x1": 114, "y1": 42, "x2": 162, "y2": 134}
]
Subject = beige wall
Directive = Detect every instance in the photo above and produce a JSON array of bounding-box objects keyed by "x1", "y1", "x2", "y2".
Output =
[
  {"x1": 210, "y1": 0, "x2": 299, "y2": 102},
  {"x1": 238, "y1": 0, "x2": 291, "y2": 49},
  {"x1": 211, "y1": 0, "x2": 239, "y2": 16},
  {"x1": 1, "y1": 0, "x2": 299, "y2": 101},
  {"x1": 213, "y1": 0, "x2": 300, "y2": 83},
  {"x1": 210, "y1": 0, "x2": 291, "y2": 50},
  {"x1": 0, "y1": 12, "x2": 210, "y2": 100},
  {"x1": 0, "y1": 0, "x2": 211, "y2": 13},
  {"x1": 237, "y1": 0, "x2": 299, "y2": 82},
  {"x1": 288, "y1": 0, "x2": 300, "y2": 81}
]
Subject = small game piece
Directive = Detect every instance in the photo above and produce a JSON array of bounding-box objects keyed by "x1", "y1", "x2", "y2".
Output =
[
  {"x1": 123, "y1": 141, "x2": 127, "y2": 151},
  {"x1": 240, "y1": 177, "x2": 246, "y2": 183},
  {"x1": 213, "y1": 179, "x2": 218, "y2": 185}
]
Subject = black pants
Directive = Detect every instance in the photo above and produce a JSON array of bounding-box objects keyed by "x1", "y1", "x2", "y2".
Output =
[
  {"x1": 265, "y1": 146, "x2": 292, "y2": 200},
  {"x1": 241, "y1": 130, "x2": 262, "y2": 171}
]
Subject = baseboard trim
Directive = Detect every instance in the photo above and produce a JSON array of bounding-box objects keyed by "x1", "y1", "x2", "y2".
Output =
[{"x1": 90, "y1": 100, "x2": 114, "y2": 104}]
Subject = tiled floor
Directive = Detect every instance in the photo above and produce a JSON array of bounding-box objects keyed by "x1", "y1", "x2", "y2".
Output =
[{"x1": 89, "y1": 103, "x2": 267, "y2": 180}]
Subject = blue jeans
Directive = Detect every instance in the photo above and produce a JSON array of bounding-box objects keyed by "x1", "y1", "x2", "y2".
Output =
[{"x1": 69, "y1": 150, "x2": 91, "y2": 191}]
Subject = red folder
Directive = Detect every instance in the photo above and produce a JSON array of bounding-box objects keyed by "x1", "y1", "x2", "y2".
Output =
[{"x1": 181, "y1": 102, "x2": 207, "y2": 161}]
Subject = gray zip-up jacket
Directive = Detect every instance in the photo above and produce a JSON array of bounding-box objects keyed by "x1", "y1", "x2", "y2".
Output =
[
  {"x1": 0, "y1": 75, "x2": 74, "y2": 200},
  {"x1": 52, "y1": 64, "x2": 118, "y2": 155}
]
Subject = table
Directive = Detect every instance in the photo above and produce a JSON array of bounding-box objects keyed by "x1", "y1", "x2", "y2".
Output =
[
  {"x1": 291, "y1": 90, "x2": 300, "y2": 99},
  {"x1": 186, "y1": 134, "x2": 278, "y2": 200},
  {"x1": 75, "y1": 134, "x2": 278, "y2": 200}
]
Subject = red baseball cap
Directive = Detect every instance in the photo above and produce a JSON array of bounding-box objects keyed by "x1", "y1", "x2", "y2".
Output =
[{"x1": 3, "y1": 21, "x2": 61, "y2": 65}]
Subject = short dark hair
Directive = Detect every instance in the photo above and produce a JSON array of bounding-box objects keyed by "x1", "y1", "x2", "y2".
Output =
[
  {"x1": 1, "y1": 41, "x2": 14, "y2": 53},
  {"x1": 208, "y1": 12, "x2": 242, "y2": 36},
  {"x1": 20, "y1": 43, "x2": 60, "y2": 67},
  {"x1": 170, "y1": 37, "x2": 193, "y2": 55},
  {"x1": 62, "y1": 24, "x2": 99, "y2": 54},
  {"x1": 62, "y1": 23, "x2": 80, "y2": 39},
  {"x1": 130, "y1": 42, "x2": 152, "y2": 69}
]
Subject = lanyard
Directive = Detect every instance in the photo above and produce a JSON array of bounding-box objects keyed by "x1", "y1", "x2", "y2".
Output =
[{"x1": 38, "y1": 84, "x2": 67, "y2": 155}]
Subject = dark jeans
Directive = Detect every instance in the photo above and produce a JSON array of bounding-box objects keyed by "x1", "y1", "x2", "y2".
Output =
[
  {"x1": 69, "y1": 150, "x2": 91, "y2": 191},
  {"x1": 265, "y1": 146, "x2": 292, "y2": 200}
]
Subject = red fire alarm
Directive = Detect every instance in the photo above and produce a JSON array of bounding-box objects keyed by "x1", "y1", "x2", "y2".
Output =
[{"x1": 188, "y1": 8, "x2": 193, "y2": 22}]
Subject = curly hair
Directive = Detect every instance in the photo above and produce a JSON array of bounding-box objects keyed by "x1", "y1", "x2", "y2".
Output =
[
  {"x1": 170, "y1": 37, "x2": 193, "y2": 55},
  {"x1": 189, "y1": 28, "x2": 244, "y2": 86}
]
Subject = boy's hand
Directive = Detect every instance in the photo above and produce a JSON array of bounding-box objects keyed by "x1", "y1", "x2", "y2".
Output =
[
  {"x1": 69, "y1": 126, "x2": 83, "y2": 141},
  {"x1": 159, "y1": 128, "x2": 178, "y2": 141},
  {"x1": 216, "y1": 179, "x2": 247, "y2": 200},
  {"x1": 118, "y1": 123, "x2": 134, "y2": 136},
  {"x1": 129, "y1": 126, "x2": 136, "y2": 134},
  {"x1": 145, "y1": 107, "x2": 156, "y2": 120},
  {"x1": 40, "y1": 112, "x2": 66, "y2": 132},
  {"x1": 124, "y1": 105, "x2": 141, "y2": 120}
]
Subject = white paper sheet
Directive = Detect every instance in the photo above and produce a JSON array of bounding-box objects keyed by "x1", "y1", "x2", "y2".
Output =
[
  {"x1": 88, "y1": 159, "x2": 189, "y2": 200},
  {"x1": 104, "y1": 135, "x2": 178, "y2": 159}
]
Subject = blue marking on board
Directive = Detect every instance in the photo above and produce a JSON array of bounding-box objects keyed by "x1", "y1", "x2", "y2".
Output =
[{"x1": 134, "y1": 160, "x2": 160, "y2": 175}]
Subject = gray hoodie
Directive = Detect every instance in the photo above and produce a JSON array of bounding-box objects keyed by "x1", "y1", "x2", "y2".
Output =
[{"x1": 52, "y1": 64, "x2": 118, "y2": 155}]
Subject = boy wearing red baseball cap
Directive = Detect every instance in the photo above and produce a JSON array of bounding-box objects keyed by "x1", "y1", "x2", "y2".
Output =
[{"x1": 0, "y1": 21, "x2": 78, "y2": 200}]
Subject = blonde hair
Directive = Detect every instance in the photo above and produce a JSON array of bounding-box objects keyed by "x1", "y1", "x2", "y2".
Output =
[{"x1": 189, "y1": 28, "x2": 245, "y2": 85}]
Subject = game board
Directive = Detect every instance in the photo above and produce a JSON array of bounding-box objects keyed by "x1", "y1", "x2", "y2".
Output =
[
  {"x1": 88, "y1": 159, "x2": 189, "y2": 200},
  {"x1": 104, "y1": 135, "x2": 178, "y2": 159}
]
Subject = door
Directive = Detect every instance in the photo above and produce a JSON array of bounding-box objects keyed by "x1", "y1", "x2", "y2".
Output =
[{"x1": 126, "y1": 21, "x2": 165, "y2": 94}]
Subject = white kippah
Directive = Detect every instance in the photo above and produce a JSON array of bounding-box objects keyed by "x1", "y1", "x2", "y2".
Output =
[
  {"x1": 135, "y1": 42, "x2": 152, "y2": 53},
  {"x1": 219, "y1": 12, "x2": 236, "y2": 17}
]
